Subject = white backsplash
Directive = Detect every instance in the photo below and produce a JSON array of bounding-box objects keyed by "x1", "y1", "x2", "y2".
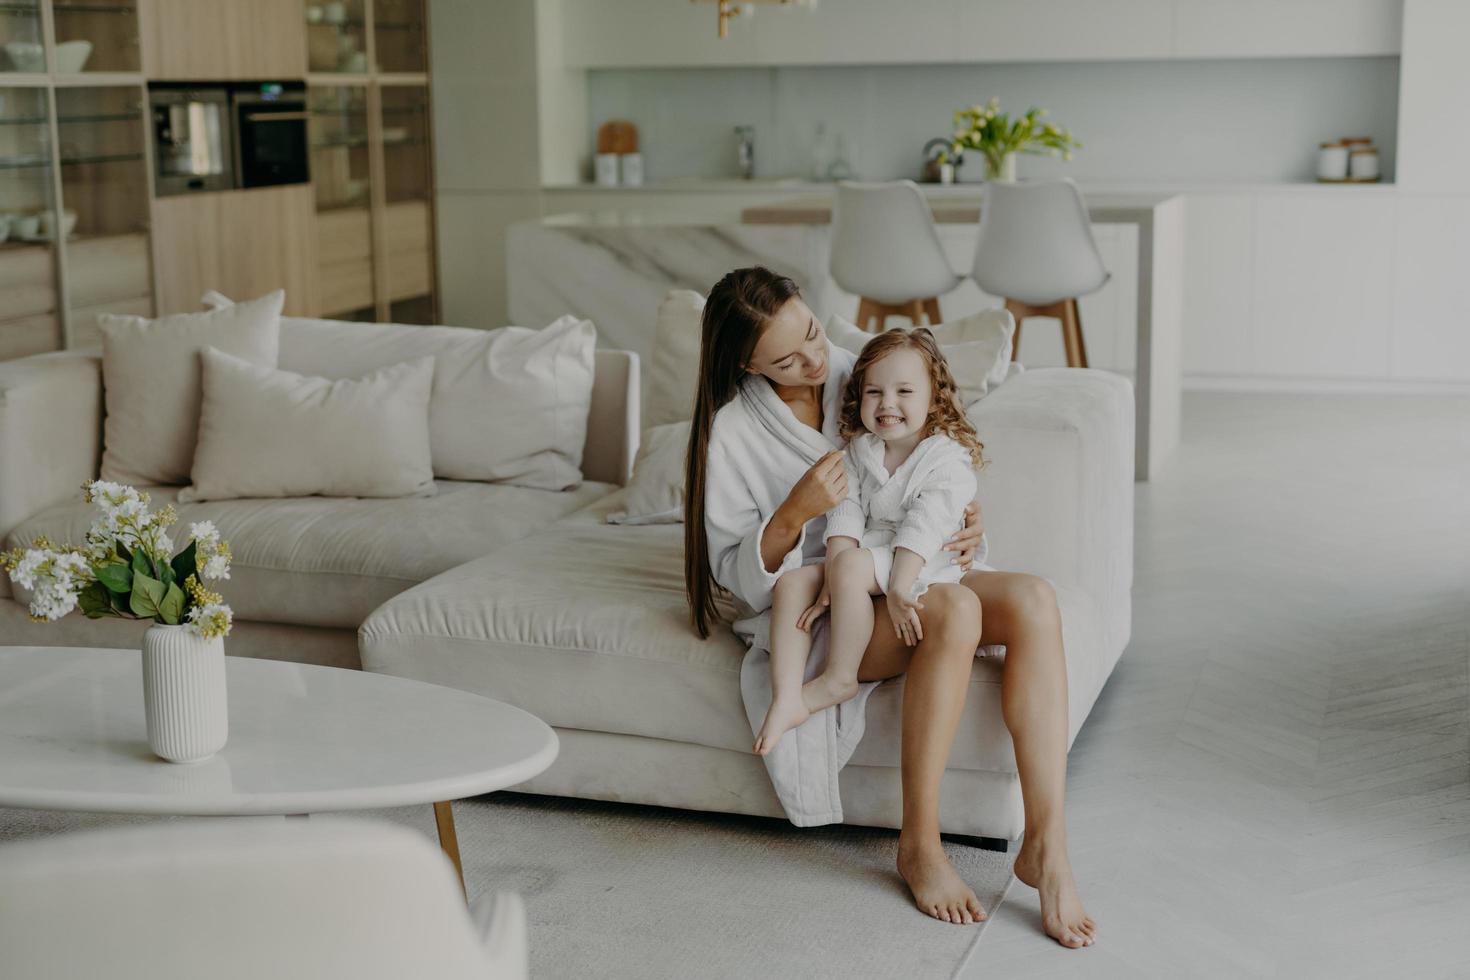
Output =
[{"x1": 586, "y1": 56, "x2": 1400, "y2": 185}]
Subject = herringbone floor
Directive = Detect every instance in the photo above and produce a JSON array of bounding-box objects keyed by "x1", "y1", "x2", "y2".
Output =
[{"x1": 962, "y1": 392, "x2": 1470, "y2": 979}]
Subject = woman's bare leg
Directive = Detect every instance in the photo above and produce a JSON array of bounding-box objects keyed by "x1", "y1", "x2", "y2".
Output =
[
  {"x1": 856, "y1": 584, "x2": 988, "y2": 925},
  {"x1": 802, "y1": 547, "x2": 879, "y2": 714},
  {"x1": 962, "y1": 569, "x2": 1095, "y2": 948},
  {"x1": 754, "y1": 565, "x2": 824, "y2": 756}
]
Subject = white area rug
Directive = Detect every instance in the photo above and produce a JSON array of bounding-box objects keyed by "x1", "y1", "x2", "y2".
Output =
[{"x1": 1, "y1": 792, "x2": 1014, "y2": 980}]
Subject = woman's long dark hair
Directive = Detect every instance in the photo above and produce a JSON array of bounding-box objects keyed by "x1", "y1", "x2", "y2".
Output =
[{"x1": 684, "y1": 267, "x2": 802, "y2": 639}]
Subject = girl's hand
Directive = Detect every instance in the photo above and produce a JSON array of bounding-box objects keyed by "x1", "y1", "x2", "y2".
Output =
[
  {"x1": 944, "y1": 501, "x2": 983, "y2": 571},
  {"x1": 886, "y1": 589, "x2": 924, "y2": 647},
  {"x1": 797, "y1": 584, "x2": 831, "y2": 632},
  {"x1": 783, "y1": 450, "x2": 848, "y2": 526}
]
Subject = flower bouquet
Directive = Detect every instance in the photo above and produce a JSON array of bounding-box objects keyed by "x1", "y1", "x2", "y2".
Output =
[
  {"x1": 2, "y1": 482, "x2": 236, "y2": 763},
  {"x1": 943, "y1": 97, "x2": 1082, "y2": 182}
]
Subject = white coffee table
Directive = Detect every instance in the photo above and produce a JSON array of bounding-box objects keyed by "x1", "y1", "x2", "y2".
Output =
[{"x1": 0, "y1": 646, "x2": 558, "y2": 893}]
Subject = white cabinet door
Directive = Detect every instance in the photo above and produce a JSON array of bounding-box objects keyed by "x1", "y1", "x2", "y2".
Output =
[
  {"x1": 1182, "y1": 193, "x2": 1255, "y2": 378},
  {"x1": 1172, "y1": 0, "x2": 1402, "y2": 58},
  {"x1": 1391, "y1": 196, "x2": 1470, "y2": 382},
  {"x1": 1251, "y1": 194, "x2": 1396, "y2": 379}
]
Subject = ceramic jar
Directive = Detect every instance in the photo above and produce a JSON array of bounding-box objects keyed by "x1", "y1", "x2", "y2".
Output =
[{"x1": 141, "y1": 624, "x2": 228, "y2": 764}]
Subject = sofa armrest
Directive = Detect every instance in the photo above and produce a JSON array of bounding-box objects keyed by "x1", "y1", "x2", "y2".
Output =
[
  {"x1": 0, "y1": 349, "x2": 103, "y2": 546},
  {"x1": 581, "y1": 349, "x2": 640, "y2": 486},
  {"x1": 969, "y1": 368, "x2": 1134, "y2": 646}
]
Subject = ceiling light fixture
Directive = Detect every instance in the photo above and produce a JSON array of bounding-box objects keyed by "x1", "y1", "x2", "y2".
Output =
[{"x1": 693, "y1": 0, "x2": 817, "y2": 40}]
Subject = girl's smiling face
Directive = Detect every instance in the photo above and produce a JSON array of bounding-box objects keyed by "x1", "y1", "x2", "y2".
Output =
[{"x1": 860, "y1": 348, "x2": 932, "y2": 443}]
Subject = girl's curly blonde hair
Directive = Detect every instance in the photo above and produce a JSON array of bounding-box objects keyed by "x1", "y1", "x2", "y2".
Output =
[{"x1": 838, "y1": 327, "x2": 986, "y2": 468}]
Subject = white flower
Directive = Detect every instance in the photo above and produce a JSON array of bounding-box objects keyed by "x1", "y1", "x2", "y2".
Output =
[
  {"x1": 8, "y1": 547, "x2": 92, "y2": 622},
  {"x1": 187, "y1": 601, "x2": 233, "y2": 639},
  {"x1": 202, "y1": 554, "x2": 231, "y2": 581},
  {"x1": 189, "y1": 521, "x2": 220, "y2": 548},
  {"x1": 190, "y1": 521, "x2": 232, "y2": 581}
]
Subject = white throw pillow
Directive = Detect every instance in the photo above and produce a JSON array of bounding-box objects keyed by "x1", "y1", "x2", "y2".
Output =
[
  {"x1": 203, "y1": 293, "x2": 598, "y2": 491},
  {"x1": 607, "y1": 421, "x2": 690, "y2": 525},
  {"x1": 647, "y1": 289, "x2": 706, "y2": 429},
  {"x1": 178, "y1": 347, "x2": 436, "y2": 503},
  {"x1": 826, "y1": 308, "x2": 1015, "y2": 405},
  {"x1": 98, "y1": 290, "x2": 284, "y2": 486}
]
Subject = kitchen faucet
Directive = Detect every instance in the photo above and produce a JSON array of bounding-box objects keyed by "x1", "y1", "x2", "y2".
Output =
[{"x1": 735, "y1": 125, "x2": 755, "y2": 179}]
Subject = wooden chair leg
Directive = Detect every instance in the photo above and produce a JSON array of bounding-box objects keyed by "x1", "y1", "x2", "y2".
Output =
[
  {"x1": 854, "y1": 297, "x2": 876, "y2": 332},
  {"x1": 1062, "y1": 297, "x2": 1088, "y2": 368},
  {"x1": 904, "y1": 299, "x2": 925, "y2": 327},
  {"x1": 921, "y1": 297, "x2": 942, "y2": 326},
  {"x1": 1004, "y1": 298, "x2": 1028, "y2": 361}
]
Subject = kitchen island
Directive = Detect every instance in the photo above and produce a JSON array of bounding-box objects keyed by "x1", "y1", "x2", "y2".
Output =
[{"x1": 508, "y1": 188, "x2": 1183, "y2": 480}]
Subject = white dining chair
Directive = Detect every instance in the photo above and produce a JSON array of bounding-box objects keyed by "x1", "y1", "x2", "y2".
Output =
[
  {"x1": 970, "y1": 178, "x2": 1110, "y2": 367},
  {"x1": 831, "y1": 179, "x2": 963, "y2": 331},
  {"x1": 0, "y1": 818, "x2": 528, "y2": 980}
]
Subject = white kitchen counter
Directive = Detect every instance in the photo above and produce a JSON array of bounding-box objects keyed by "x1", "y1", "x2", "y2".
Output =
[{"x1": 510, "y1": 188, "x2": 1186, "y2": 480}]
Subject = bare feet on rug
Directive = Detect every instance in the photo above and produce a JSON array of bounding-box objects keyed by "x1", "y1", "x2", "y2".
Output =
[
  {"x1": 800, "y1": 671, "x2": 860, "y2": 716},
  {"x1": 1014, "y1": 833, "x2": 1096, "y2": 948},
  {"x1": 897, "y1": 833, "x2": 987, "y2": 925},
  {"x1": 752, "y1": 694, "x2": 810, "y2": 756}
]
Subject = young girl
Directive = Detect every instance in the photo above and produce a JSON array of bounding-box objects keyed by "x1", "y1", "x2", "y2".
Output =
[{"x1": 753, "y1": 328, "x2": 985, "y2": 756}]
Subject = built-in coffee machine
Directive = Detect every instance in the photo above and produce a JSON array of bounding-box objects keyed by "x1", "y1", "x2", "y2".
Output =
[{"x1": 150, "y1": 81, "x2": 309, "y2": 196}]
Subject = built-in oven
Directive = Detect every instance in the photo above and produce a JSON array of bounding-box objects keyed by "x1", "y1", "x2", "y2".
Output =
[
  {"x1": 150, "y1": 85, "x2": 234, "y2": 195},
  {"x1": 232, "y1": 82, "x2": 310, "y2": 188}
]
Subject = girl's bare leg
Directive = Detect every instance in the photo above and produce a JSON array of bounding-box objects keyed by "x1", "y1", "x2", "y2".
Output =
[
  {"x1": 754, "y1": 564, "x2": 825, "y2": 756},
  {"x1": 801, "y1": 546, "x2": 880, "y2": 714},
  {"x1": 856, "y1": 584, "x2": 989, "y2": 925},
  {"x1": 962, "y1": 569, "x2": 1095, "y2": 948}
]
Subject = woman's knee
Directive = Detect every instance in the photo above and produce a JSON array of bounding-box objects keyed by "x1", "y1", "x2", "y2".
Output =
[
  {"x1": 1011, "y1": 574, "x2": 1059, "y2": 623},
  {"x1": 921, "y1": 584, "x2": 983, "y2": 648}
]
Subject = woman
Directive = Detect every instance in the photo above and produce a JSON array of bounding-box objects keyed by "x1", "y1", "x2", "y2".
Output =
[{"x1": 683, "y1": 267, "x2": 1096, "y2": 948}]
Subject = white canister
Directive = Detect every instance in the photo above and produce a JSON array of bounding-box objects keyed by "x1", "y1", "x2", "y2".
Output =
[
  {"x1": 595, "y1": 152, "x2": 620, "y2": 188},
  {"x1": 1349, "y1": 147, "x2": 1379, "y2": 181},
  {"x1": 619, "y1": 152, "x2": 643, "y2": 187},
  {"x1": 142, "y1": 624, "x2": 229, "y2": 764},
  {"x1": 1317, "y1": 142, "x2": 1349, "y2": 180}
]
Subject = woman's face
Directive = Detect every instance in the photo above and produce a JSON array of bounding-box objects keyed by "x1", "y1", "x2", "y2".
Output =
[{"x1": 745, "y1": 297, "x2": 829, "y2": 388}]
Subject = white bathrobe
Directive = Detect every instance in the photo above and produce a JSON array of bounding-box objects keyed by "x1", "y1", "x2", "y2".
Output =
[
  {"x1": 824, "y1": 432, "x2": 982, "y2": 598},
  {"x1": 704, "y1": 341, "x2": 994, "y2": 827}
]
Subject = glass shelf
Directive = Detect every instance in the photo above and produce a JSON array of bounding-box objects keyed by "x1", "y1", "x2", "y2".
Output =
[
  {"x1": 374, "y1": 0, "x2": 425, "y2": 73},
  {"x1": 0, "y1": 0, "x2": 42, "y2": 74}
]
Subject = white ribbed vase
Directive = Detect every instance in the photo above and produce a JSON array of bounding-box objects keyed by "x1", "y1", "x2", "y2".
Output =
[{"x1": 141, "y1": 624, "x2": 228, "y2": 764}]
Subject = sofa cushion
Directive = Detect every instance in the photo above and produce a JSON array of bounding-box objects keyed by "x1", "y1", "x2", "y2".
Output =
[
  {"x1": 360, "y1": 490, "x2": 1111, "y2": 772},
  {"x1": 8, "y1": 480, "x2": 616, "y2": 629}
]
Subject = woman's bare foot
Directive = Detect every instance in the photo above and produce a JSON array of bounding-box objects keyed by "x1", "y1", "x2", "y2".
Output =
[
  {"x1": 800, "y1": 672, "x2": 860, "y2": 715},
  {"x1": 752, "y1": 695, "x2": 810, "y2": 756},
  {"x1": 896, "y1": 832, "x2": 987, "y2": 925},
  {"x1": 1013, "y1": 834, "x2": 1096, "y2": 948}
]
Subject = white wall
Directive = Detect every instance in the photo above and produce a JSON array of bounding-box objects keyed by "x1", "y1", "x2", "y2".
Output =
[{"x1": 586, "y1": 58, "x2": 1401, "y2": 185}]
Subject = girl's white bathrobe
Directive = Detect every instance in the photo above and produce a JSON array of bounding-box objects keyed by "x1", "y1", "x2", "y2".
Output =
[
  {"x1": 824, "y1": 432, "x2": 981, "y2": 598},
  {"x1": 704, "y1": 341, "x2": 995, "y2": 827}
]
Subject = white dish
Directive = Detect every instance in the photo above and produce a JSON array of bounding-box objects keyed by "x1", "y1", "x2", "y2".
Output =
[
  {"x1": 4, "y1": 41, "x2": 44, "y2": 73},
  {"x1": 54, "y1": 39, "x2": 92, "y2": 74}
]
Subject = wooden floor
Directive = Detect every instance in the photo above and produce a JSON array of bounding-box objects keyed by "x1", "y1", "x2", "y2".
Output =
[{"x1": 963, "y1": 391, "x2": 1470, "y2": 979}]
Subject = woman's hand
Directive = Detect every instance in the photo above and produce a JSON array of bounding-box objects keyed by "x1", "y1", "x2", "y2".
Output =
[
  {"x1": 781, "y1": 450, "x2": 848, "y2": 527},
  {"x1": 797, "y1": 583, "x2": 830, "y2": 632},
  {"x1": 944, "y1": 501, "x2": 984, "y2": 571},
  {"x1": 886, "y1": 589, "x2": 924, "y2": 647}
]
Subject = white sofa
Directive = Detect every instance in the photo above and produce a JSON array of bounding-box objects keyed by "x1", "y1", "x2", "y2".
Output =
[{"x1": 0, "y1": 316, "x2": 1133, "y2": 842}]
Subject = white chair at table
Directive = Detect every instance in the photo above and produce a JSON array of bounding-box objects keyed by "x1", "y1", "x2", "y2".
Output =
[
  {"x1": 971, "y1": 178, "x2": 1110, "y2": 367},
  {"x1": 831, "y1": 179, "x2": 963, "y2": 331},
  {"x1": 0, "y1": 818, "x2": 528, "y2": 980}
]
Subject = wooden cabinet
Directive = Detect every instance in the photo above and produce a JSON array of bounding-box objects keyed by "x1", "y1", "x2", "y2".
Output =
[
  {"x1": 151, "y1": 184, "x2": 316, "y2": 316},
  {"x1": 139, "y1": 0, "x2": 306, "y2": 80},
  {"x1": 306, "y1": 0, "x2": 436, "y2": 323}
]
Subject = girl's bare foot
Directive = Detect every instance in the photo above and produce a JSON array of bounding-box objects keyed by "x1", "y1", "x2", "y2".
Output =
[
  {"x1": 896, "y1": 832, "x2": 987, "y2": 925},
  {"x1": 752, "y1": 695, "x2": 810, "y2": 756},
  {"x1": 1013, "y1": 834, "x2": 1096, "y2": 948},
  {"x1": 800, "y1": 672, "x2": 860, "y2": 715}
]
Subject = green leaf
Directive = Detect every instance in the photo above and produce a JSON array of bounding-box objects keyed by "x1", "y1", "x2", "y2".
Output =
[
  {"x1": 109, "y1": 587, "x2": 130, "y2": 615},
  {"x1": 115, "y1": 540, "x2": 132, "y2": 563},
  {"x1": 130, "y1": 547, "x2": 151, "y2": 578},
  {"x1": 78, "y1": 580, "x2": 116, "y2": 619},
  {"x1": 95, "y1": 562, "x2": 133, "y2": 595},
  {"x1": 158, "y1": 581, "x2": 186, "y2": 625},
  {"x1": 170, "y1": 540, "x2": 197, "y2": 589},
  {"x1": 129, "y1": 570, "x2": 164, "y2": 619}
]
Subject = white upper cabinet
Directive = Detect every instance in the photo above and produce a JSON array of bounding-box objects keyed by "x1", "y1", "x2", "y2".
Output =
[{"x1": 556, "y1": 0, "x2": 1404, "y2": 69}]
